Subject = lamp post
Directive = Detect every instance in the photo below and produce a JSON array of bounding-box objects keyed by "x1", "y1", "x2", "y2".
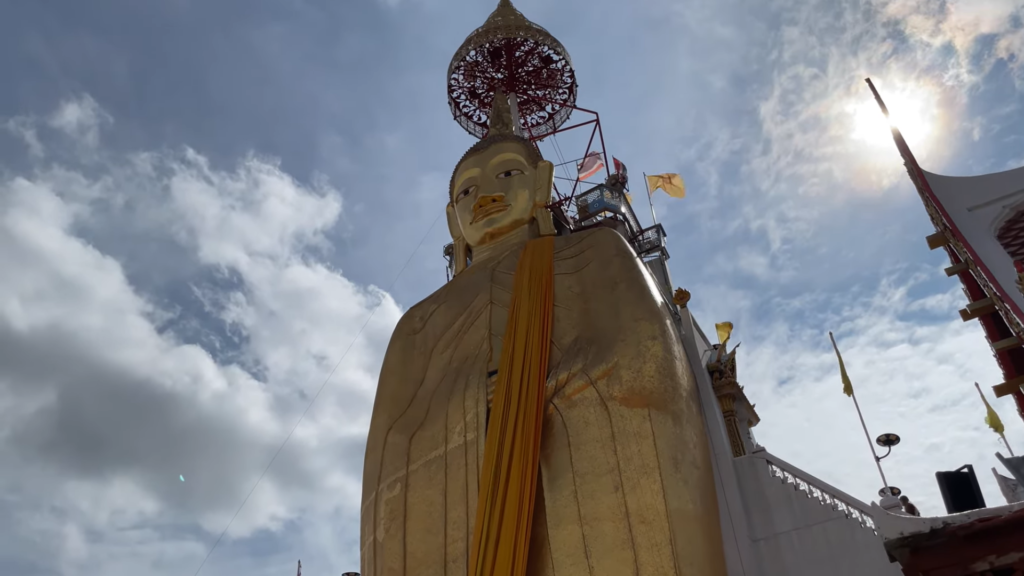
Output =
[{"x1": 875, "y1": 432, "x2": 902, "y2": 497}]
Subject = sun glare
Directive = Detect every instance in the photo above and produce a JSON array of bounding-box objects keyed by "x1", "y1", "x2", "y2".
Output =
[{"x1": 848, "y1": 84, "x2": 938, "y2": 152}]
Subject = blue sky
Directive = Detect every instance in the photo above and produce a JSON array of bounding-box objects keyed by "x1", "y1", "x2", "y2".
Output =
[{"x1": 1, "y1": 0, "x2": 1024, "y2": 574}]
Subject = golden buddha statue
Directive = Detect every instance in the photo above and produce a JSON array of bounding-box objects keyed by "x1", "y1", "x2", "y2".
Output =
[{"x1": 360, "y1": 91, "x2": 726, "y2": 575}]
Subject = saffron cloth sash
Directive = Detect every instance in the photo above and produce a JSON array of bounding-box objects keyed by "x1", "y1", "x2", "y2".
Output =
[{"x1": 468, "y1": 236, "x2": 555, "y2": 576}]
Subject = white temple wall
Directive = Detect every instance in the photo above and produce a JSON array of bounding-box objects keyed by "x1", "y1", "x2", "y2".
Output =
[
  {"x1": 644, "y1": 255, "x2": 675, "y2": 302},
  {"x1": 733, "y1": 451, "x2": 903, "y2": 576},
  {"x1": 677, "y1": 309, "x2": 759, "y2": 576},
  {"x1": 677, "y1": 308, "x2": 903, "y2": 576},
  {"x1": 736, "y1": 401, "x2": 759, "y2": 455}
]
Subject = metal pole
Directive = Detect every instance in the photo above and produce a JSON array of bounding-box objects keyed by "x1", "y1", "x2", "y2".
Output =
[
  {"x1": 851, "y1": 391, "x2": 889, "y2": 492},
  {"x1": 643, "y1": 172, "x2": 658, "y2": 225},
  {"x1": 570, "y1": 122, "x2": 599, "y2": 200},
  {"x1": 1002, "y1": 434, "x2": 1016, "y2": 457},
  {"x1": 595, "y1": 113, "x2": 611, "y2": 180},
  {"x1": 831, "y1": 330, "x2": 889, "y2": 493},
  {"x1": 508, "y1": 92, "x2": 525, "y2": 138}
]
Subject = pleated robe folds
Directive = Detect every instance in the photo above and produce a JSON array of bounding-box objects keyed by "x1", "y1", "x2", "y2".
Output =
[{"x1": 360, "y1": 227, "x2": 727, "y2": 576}]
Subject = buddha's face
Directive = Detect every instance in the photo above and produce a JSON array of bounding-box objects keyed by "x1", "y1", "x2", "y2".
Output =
[{"x1": 449, "y1": 141, "x2": 552, "y2": 247}]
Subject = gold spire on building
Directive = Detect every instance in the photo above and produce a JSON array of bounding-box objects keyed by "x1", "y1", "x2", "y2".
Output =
[
  {"x1": 446, "y1": 0, "x2": 577, "y2": 139},
  {"x1": 448, "y1": 0, "x2": 572, "y2": 83}
]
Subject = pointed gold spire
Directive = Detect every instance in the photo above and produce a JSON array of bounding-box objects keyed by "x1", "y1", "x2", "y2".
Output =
[
  {"x1": 449, "y1": 0, "x2": 571, "y2": 82},
  {"x1": 447, "y1": 0, "x2": 577, "y2": 139},
  {"x1": 480, "y1": 0, "x2": 534, "y2": 34}
]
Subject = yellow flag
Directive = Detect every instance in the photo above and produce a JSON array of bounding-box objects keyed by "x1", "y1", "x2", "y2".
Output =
[
  {"x1": 646, "y1": 173, "x2": 686, "y2": 199},
  {"x1": 828, "y1": 331, "x2": 854, "y2": 397},
  {"x1": 715, "y1": 322, "x2": 733, "y2": 347},
  {"x1": 624, "y1": 192, "x2": 633, "y2": 204},
  {"x1": 975, "y1": 382, "x2": 1005, "y2": 435}
]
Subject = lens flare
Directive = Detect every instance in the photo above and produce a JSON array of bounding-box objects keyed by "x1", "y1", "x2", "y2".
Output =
[{"x1": 848, "y1": 83, "x2": 938, "y2": 153}]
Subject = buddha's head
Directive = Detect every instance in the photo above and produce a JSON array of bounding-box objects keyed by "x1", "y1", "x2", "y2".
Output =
[{"x1": 446, "y1": 91, "x2": 555, "y2": 253}]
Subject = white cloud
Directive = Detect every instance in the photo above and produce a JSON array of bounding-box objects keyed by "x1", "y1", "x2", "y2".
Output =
[
  {"x1": 3, "y1": 116, "x2": 45, "y2": 158},
  {"x1": 873, "y1": 0, "x2": 1024, "y2": 78},
  {"x1": 47, "y1": 94, "x2": 113, "y2": 150},
  {"x1": 718, "y1": 0, "x2": 1024, "y2": 277},
  {"x1": 0, "y1": 97, "x2": 395, "y2": 575}
]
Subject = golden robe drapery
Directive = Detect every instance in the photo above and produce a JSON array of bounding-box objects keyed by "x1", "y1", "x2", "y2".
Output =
[{"x1": 469, "y1": 236, "x2": 554, "y2": 576}]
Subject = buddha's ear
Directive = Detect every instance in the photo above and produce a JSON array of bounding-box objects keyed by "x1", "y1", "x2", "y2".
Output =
[
  {"x1": 533, "y1": 160, "x2": 557, "y2": 237},
  {"x1": 534, "y1": 160, "x2": 555, "y2": 204},
  {"x1": 445, "y1": 202, "x2": 469, "y2": 275},
  {"x1": 445, "y1": 202, "x2": 462, "y2": 241}
]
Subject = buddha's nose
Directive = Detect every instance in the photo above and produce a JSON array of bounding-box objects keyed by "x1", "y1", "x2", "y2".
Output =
[{"x1": 473, "y1": 194, "x2": 505, "y2": 212}]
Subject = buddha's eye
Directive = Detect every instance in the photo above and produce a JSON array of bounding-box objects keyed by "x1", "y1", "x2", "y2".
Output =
[
  {"x1": 457, "y1": 185, "x2": 477, "y2": 200},
  {"x1": 497, "y1": 169, "x2": 523, "y2": 179}
]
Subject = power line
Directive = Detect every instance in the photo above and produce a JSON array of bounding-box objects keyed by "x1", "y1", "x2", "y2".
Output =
[
  {"x1": 550, "y1": 133, "x2": 576, "y2": 185},
  {"x1": 192, "y1": 211, "x2": 444, "y2": 576}
]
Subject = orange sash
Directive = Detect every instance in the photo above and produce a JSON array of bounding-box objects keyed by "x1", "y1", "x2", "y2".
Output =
[{"x1": 468, "y1": 236, "x2": 554, "y2": 576}]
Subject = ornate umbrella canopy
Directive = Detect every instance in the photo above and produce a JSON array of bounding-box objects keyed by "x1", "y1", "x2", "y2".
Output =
[{"x1": 447, "y1": 0, "x2": 578, "y2": 140}]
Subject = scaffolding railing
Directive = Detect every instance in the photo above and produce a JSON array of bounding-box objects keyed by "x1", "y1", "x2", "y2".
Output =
[
  {"x1": 442, "y1": 184, "x2": 668, "y2": 280},
  {"x1": 574, "y1": 184, "x2": 642, "y2": 237},
  {"x1": 633, "y1": 224, "x2": 669, "y2": 260}
]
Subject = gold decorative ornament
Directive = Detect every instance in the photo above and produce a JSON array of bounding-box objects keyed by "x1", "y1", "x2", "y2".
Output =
[
  {"x1": 447, "y1": 0, "x2": 577, "y2": 139},
  {"x1": 672, "y1": 287, "x2": 691, "y2": 308},
  {"x1": 706, "y1": 338, "x2": 760, "y2": 458},
  {"x1": 450, "y1": 0, "x2": 566, "y2": 66}
]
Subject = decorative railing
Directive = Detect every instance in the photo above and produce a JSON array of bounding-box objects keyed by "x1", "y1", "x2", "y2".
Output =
[{"x1": 765, "y1": 457, "x2": 878, "y2": 534}]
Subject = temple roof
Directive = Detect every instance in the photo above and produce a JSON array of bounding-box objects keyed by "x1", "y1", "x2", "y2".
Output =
[
  {"x1": 876, "y1": 501, "x2": 1024, "y2": 573},
  {"x1": 922, "y1": 164, "x2": 1024, "y2": 327}
]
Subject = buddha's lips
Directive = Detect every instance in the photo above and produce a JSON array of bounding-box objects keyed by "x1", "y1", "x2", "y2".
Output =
[{"x1": 471, "y1": 202, "x2": 510, "y2": 223}]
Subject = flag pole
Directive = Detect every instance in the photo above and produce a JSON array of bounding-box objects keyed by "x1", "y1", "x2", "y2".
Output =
[
  {"x1": 829, "y1": 331, "x2": 890, "y2": 494},
  {"x1": 642, "y1": 172, "x2": 658, "y2": 225},
  {"x1": 851, "y1": 390, "x2": 890, "y2": 491},
  {"x1": 976, "y1": 382, "x2": 1015, "y2": 456}
]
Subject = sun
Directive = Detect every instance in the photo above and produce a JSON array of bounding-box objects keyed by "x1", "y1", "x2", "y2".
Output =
[{"x1": 848, "y1": 83, "x2": 938, "y2": 153}]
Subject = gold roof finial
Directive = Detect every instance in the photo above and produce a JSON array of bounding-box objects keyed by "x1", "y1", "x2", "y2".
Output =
[
  {"x1": 448, "y1": 0, "x2": 571, "y2": 83},
  {"x1": 488, "y1": 89, "x2": 515, "y2": 137},
  {"x1": 447, "y1": 0, "x2": 577, "y2": 139},
  {"x1": 484, "y1": 0, "x2": 532, "y2": 32}
]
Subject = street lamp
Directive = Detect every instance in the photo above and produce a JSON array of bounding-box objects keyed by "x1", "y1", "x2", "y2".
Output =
[
  {"x1": 875, "y1": 433, "x2": 901, "y2": 460},
  {"x1": 875, "y1": 433, "x2": 902, "y2": 497},
  {"x1": 878, "y1": 485, "x2": 902, "y2": 498}
]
